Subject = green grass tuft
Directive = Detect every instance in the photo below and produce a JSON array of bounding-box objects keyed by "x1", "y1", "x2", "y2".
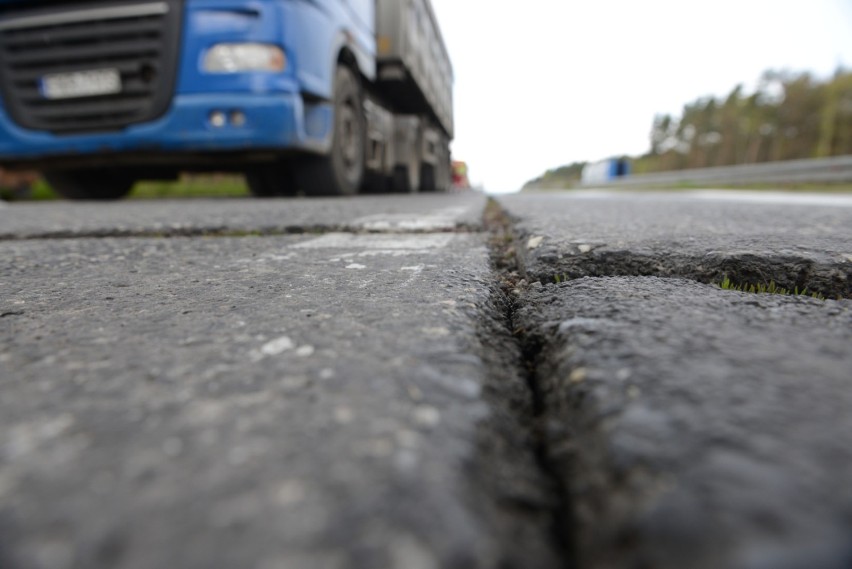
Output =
[
  {"x1": 718, "y1": 276, "x2": 825, "y2": 301},
  {"x1": 3, "y1": 175, "x2": 249, "y2": 202}
]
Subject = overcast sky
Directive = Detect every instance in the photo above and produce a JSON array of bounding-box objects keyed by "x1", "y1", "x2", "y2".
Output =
[{"x1": 429, "y1": 0, "x2": 852, "y2": 193}]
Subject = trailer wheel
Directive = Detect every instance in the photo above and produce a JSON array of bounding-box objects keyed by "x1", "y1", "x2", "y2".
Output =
[
  {"x1": 296, "y1": 66, "x2": 364, "y2": 196},
  {"x1": 43, "y1": 169, "x2": 135, "y2": 200},
  {"x1": 391, "y1": 165, "x2": 413, "y2": 193},
  {"x1": 361, "y1": 172, "x2": 389, "y2": 193},
  {"x1": 419, "y1": 164, "x2": 437, "y2": 192},
  {"x1": 246, "y1": 163, "x2": 296, "y2": 197}
]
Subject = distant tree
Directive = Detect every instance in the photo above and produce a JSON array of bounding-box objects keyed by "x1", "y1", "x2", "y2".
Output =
[
  {"x1": 640, "y1": 68, "x2": 852, "y2": 173},
  {"x1": 837, "y1": 70, "x2": 852, "y2": 155},
  {"x1": 650, "y1": 114, "x2": 674, "y2": 155}
]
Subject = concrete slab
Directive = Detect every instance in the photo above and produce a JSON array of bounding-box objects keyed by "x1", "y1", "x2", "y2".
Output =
[{"x1": 0, "y1": 232, "x2": 557, "y2": 569}]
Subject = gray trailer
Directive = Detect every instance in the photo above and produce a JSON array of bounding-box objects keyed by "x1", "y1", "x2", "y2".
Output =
[
  {"x1": 369, "y1": 0, "x2": 454, "y2": 192},
  {"x1": 376, "y1": 0, "x2": 454, "y2": 139}
]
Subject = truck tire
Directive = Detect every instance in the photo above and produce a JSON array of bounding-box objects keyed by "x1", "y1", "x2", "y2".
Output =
[
  {"x1": 43, "y1": 169, "x2": 135, "y2": 200},
  {"x1": 419, "y1": 164, "x2": 437, "y2": 192},
  {"x1": 296, "y1": 66, "x2": 365, "y2": 196},
  {"x1": 246, "y1": 163, "x2": 296, "y2": 197},
  {"x1": 361, "y1": 172, "x2": 389, "y2": 193},
  {"x1": 391, "y1": 165, "x2": 413, "y2": 193}
]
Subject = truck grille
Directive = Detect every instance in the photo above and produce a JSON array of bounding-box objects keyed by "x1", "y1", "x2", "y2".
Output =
[{"x1": 0, "y1": 0, "x2": 182, "y2": 133}]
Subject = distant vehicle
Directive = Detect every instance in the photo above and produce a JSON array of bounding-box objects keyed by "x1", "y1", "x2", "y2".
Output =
[
  {"x1": 0, "y1": 0, "x2": 453, "y2": 199},
  {"x1": 581, "y1": 158, "x2": 631, "y2": 186},
  {"x1": 451, "y1": 160, "x2": 470, "y2": 190}
]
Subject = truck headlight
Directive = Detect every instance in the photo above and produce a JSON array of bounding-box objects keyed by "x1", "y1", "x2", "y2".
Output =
[{"x1": 203, "y1": 43, "x2": 286, "y2": 73}]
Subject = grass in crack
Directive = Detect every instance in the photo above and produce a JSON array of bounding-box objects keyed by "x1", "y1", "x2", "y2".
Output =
[{"x1": 718, "y1": 276, "x2": 826, "y2": 301}]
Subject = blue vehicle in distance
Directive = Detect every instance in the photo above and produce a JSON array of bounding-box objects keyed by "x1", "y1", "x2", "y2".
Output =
[
  {"x1": 0, "y1": 0, "x2": 453, "y2": 199},
  {"x1": 581, "y1": 157, "x2": 631, "y2": 186}
]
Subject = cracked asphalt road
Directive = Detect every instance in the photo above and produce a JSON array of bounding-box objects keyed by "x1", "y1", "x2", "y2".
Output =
[
  {"x1": 500, "y1": 191, "x2": 852, "y2": 569},
  {"x1": 501, "y1": 191, "x2": 852, "y2": 298},
  {"x1": 0, "y1": 194, "x2": 559, "y2": 569},
  {"x1": 1, "y1": 190, "x2": 851, "y2": 569}
]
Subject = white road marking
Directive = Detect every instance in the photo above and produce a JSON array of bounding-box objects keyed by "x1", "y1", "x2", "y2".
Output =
[
  {"x1": 399, "y1": 264, "x2": 427, "y2": 288},
  {"x1": 353, "y1": 206, "x2": 470, "y2": 232},
  {"x1": 293, "y1": 233, "x2": 455, "y2": 250}
]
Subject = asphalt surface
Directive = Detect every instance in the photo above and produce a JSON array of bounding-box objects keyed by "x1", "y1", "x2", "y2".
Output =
[
  {"x1": 516, "y1": 278, "x2": 852, "y2": 569},
  {"x1": 1, "y1": 194, "x2": 560, "y2": 569},
  {"x1": 0, "y1": 194, "x2": 484, "y2": 240},
  {"x1": 500, "y1": 191, "x2": 852, "y2": 298},
  {"x1": 2, "y1": 190, "x2": 851, "y2": 569},
  {"x1": 500, "y1": 191, "x2": 852, "y2": 569}
]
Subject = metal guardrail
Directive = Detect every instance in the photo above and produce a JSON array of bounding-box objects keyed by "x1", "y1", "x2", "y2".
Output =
[{"x1": 584, "y1": 155, "x2": 852, "y2": 187}]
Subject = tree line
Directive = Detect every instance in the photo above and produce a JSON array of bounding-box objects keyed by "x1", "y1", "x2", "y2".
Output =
[
  {"x1": 638, "y1": 68, "x2": 852, "y2": 173},
  {"x1": 523, "y1": 68, "x2": 852, "y2": 188}
]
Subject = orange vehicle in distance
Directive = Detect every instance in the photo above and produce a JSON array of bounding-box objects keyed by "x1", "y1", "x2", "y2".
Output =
[{"x1": 451, "y1": 161, "x2": 471, "y2": 190}]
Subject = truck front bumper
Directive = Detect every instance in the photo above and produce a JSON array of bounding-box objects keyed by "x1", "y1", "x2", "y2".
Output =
[{"x1": 0, "y1": 92, "x2": 333, "y2": 168}]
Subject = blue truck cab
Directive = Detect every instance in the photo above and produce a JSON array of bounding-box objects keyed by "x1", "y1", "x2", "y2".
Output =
[{"x1": 0, "y1": 0, "x2": 453, "y2": 198}]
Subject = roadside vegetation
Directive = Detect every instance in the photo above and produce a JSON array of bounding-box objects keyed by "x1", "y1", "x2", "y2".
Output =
[
  {"x1": 1, "y1": 174, "x2": 249, "y2": 202},
  {"x1": 524, "y1": 68, "x2": 852, "y2": 190}
]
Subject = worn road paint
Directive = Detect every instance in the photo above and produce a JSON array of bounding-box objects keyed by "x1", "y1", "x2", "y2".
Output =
[
  {"x1": 292, "y1": 233, "x2": 455, "y2": 251},
  {"x1": 353, "y1": 207, "x2": 472, "y2": 232}
]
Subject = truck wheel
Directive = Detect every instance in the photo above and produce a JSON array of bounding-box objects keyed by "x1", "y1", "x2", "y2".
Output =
[
  {"x1": 391, "y1": 165, "x2": 413, "y2": 193},
  {"x1": 246, "y1": 163, "x2": 296, "y2": 197},
  {"x1": 361, "y1": 172, "x2": 389, "y2": 193},
  {"x1": 419, "y1": 164, "x2": 437, "y2": 192},
  {"x1": 295, "y1": 66, "x2": 364, "y2": 196},
  {"x1": 43, "y1": 169, "x2": 135, "y2": 200}
]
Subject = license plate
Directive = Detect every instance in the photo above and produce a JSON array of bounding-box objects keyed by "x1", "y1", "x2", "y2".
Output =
[{"x1": 40, "y1": 68, "x2": 122, "y2": 100}]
